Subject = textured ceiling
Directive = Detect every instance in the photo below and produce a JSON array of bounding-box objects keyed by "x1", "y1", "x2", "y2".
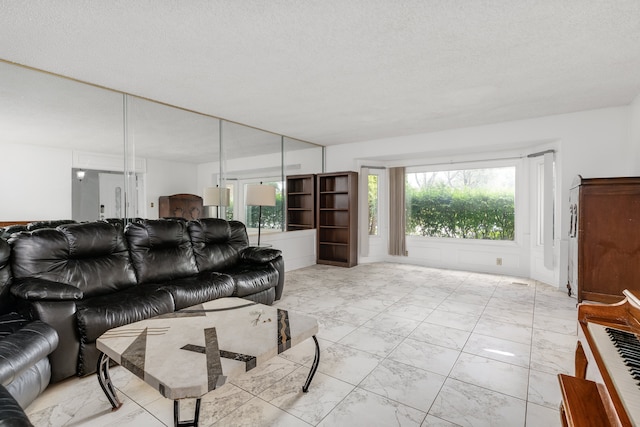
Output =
[{"x1": 1, "y1": 1, "x2": 640, "y2": 147}]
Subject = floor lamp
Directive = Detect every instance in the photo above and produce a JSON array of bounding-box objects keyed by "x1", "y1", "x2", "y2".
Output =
[
  {"x1": 245, "y1": 183, "x2": 276, "y2": 246},
  {"x1": 203, "y1": 186, "x2": 230, "y2": 218}
]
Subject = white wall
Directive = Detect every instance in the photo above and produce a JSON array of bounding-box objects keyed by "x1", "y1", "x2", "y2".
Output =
[
  {"x1": 326, "y1": 106, "x2": 633, "y2": 287},
  {"x1": 258, "y1": 229, "x2": 316, "y2": 272},
  {"x1": 1, "y1": 143, "x2": 72, "y2": 221}
]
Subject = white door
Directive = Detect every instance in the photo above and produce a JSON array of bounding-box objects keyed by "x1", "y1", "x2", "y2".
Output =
[{"x1": 99, "y1": 173, "x2": 124, "y2": 220}]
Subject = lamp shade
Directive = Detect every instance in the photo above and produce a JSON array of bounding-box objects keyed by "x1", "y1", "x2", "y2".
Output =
[
  {"x1": 246, "y1": 184, "x2": 276, "y2": 207},
  {"x1": 203, "y1": 186, "x2": 230, "y2": 206}
]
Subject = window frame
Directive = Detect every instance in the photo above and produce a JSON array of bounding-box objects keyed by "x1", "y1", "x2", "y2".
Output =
[
  {"x1": 223, "y1": 182, "x2": 235, "y2": 221},
  {"x1": 405, "y1": 158, "x2": 522, "y2": 245},
  {"x1": 367, "y1": 171, "x2": 380, "y2": 237}
]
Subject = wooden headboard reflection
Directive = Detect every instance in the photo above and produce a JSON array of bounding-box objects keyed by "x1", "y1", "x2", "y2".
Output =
[{"x1": 0, "y1": 221, "x2": 31, "y2": 227}]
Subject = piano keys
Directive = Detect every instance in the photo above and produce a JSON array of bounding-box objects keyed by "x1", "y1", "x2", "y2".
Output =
[
  {"x1": 604, "y1": 327, "x2": 640, "y2": 386},
  {"x1": 587, "y1": 323, "x2": 640, "y2": 424},
  {"x1": 559, "y1": 289, "x2": 640, "y2": 427}
]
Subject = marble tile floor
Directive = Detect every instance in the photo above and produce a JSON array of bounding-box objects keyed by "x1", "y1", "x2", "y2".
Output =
[{"x1": 25, "y1": 262, "x2": 578, "y2": 426}]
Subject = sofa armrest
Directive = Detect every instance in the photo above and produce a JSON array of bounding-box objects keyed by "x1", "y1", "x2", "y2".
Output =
[
  {"x1": 0, "y1": 384, "x2": 33, "y2": 427},
  {"x1": 10, "y1": 278, "x2": 83, "y2": 301},
  {"x1": 27, "y1": 301, "x2": 79, "y2": 383},
  {"x1": 0, "y1": 317, "x2": 58, "y2": 386},
  {"x1": 240, "y1": 247, "x2": 282, "y2": 263},
  {"x1": 270, "y1": 256, "x2": 285, "y2": 301}
]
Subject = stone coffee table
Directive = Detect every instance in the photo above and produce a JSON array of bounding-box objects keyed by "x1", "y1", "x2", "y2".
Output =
[{"x1": 96, "y1": 297, "x2": 319, "y2": 427}]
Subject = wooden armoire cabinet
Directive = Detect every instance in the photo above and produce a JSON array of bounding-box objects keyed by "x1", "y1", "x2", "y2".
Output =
[
  {"x1": 158, "y1": 194, "x2": 203, "y2": 220},
  {"x1": 568, "y1": 176, "x2": 640, "y2": 303},
  {"x1": 316, "y1": 171, "x2": 358, "y2": 267}
]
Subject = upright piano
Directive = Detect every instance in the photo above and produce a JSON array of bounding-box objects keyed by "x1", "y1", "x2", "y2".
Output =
[{"x1": 559, "y1": 289, "x2": 640, "y2": 426}]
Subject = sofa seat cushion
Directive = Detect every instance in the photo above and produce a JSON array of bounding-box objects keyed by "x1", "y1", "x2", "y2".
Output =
[
  {"x1": 159, "y1": 272, "x2": 235, "y2": 310},
  {"x1": 242, "y1": 288, "x2": 276, "y2": 306},
  {"x1": 224, "y1": 263, "x2": 279, "y2": 297},
  {"x1": 76, "y1": 286, "x2": 175, "y2": 343}
]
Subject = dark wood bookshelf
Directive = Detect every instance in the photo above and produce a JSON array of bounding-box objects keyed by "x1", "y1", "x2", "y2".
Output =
[
  {"x1": 316, "y1": 171, "x2": 358, "y2": 267},
  {"x1": 286, "y1": 174, "x2": 316, "y2": 231}
]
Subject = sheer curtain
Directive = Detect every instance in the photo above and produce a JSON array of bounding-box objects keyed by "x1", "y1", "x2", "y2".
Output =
[
  {"x1": 543, "y1": 152, "x2": 555, "y2": 269},
  {"x1": 388, "y1": 167, "x2": 407, "y2": 256},
  {"x1": 358, "y1": 167, "x2": 370, "y2": 257}
]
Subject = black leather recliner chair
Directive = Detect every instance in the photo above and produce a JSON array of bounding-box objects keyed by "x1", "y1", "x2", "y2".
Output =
[
  {"x1": 0, "y1": 384, "x2": 33, "y2": 427},
  {"x1": 0, "y1": 239, "x2": 58, "y2": 425},
  {"x1": 0, "y1": 313, "x2": 58, "y2": 408}
]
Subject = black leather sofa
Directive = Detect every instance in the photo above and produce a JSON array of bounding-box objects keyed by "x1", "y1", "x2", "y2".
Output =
[
  {"x1": 7, "y1": 218, "x2": 284, "y2": 383},
  {"x1": 0, "y1": 239, "x2": 58, "y2": 425}
]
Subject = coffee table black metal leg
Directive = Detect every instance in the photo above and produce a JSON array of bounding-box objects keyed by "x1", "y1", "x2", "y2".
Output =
[
  {"x1": 302, "y1": 335, "x2": 320, "y2": 392},
  {"x1": 174, "y1": 398, "x2": 201, "y2": 427},
  {"x1": 97, "y1": 352, "x2": 122, "y2": 410}
]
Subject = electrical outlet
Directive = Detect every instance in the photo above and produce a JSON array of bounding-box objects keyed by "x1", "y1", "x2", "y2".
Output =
[{"x1": 496, "y1": 257, "x2": 502, "y2": 266}]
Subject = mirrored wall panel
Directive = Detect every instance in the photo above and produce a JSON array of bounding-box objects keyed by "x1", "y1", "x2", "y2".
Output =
[
  {"x1": 219, "y1": 121, "x2": 284, "y2": 232},
  {"x1": 0, "y1": 60, "x2": 124, "y2": 222},
  {"x1": 284, "y1": 136, "x2": 324, "y2": 175},
  {"x1": 0, "y1": 60, "x2": 324, "y2": 237},
  {"x1": 127, "y1": 96, "x2": 220, "y2": 220}
]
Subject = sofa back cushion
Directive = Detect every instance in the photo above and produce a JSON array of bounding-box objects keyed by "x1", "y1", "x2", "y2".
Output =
[
  {"x1": 125, "y1": 220, "x2": 198, "y2": 284},
  {"x1": 1, "y1": 225, "x2": 27, "y2": 241},
  {"x1": 188, "y1": 219, "x2": 249, "y2": 272},
  {"x1": 0, "y1": 239, "x2": 12, "y2": 315},
  {"x1": 9, "y1": 222, "x2": 137, "y2": 298},
  {"x1": 26, "y1": 219, "x2": 76, "y2": 231}
]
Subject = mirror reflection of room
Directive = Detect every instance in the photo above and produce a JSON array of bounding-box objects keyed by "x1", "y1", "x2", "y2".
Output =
[
  {"x1": 72, "y1": 168, "x2": 145, "y2": 222},
  {"x1": 0, "y1": 60, "x2": 324, "y2": 238}
]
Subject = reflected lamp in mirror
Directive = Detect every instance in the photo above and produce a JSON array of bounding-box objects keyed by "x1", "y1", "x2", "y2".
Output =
[
  {"x1": 203, "y1": 186, "x2": 230, "y2": 218},
  {"x1": 76, "y1": 169, "x2": 86, "y2": 182},
  {"x1": 245, "y1": 183, "x2": 276, "y2": 246}
]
